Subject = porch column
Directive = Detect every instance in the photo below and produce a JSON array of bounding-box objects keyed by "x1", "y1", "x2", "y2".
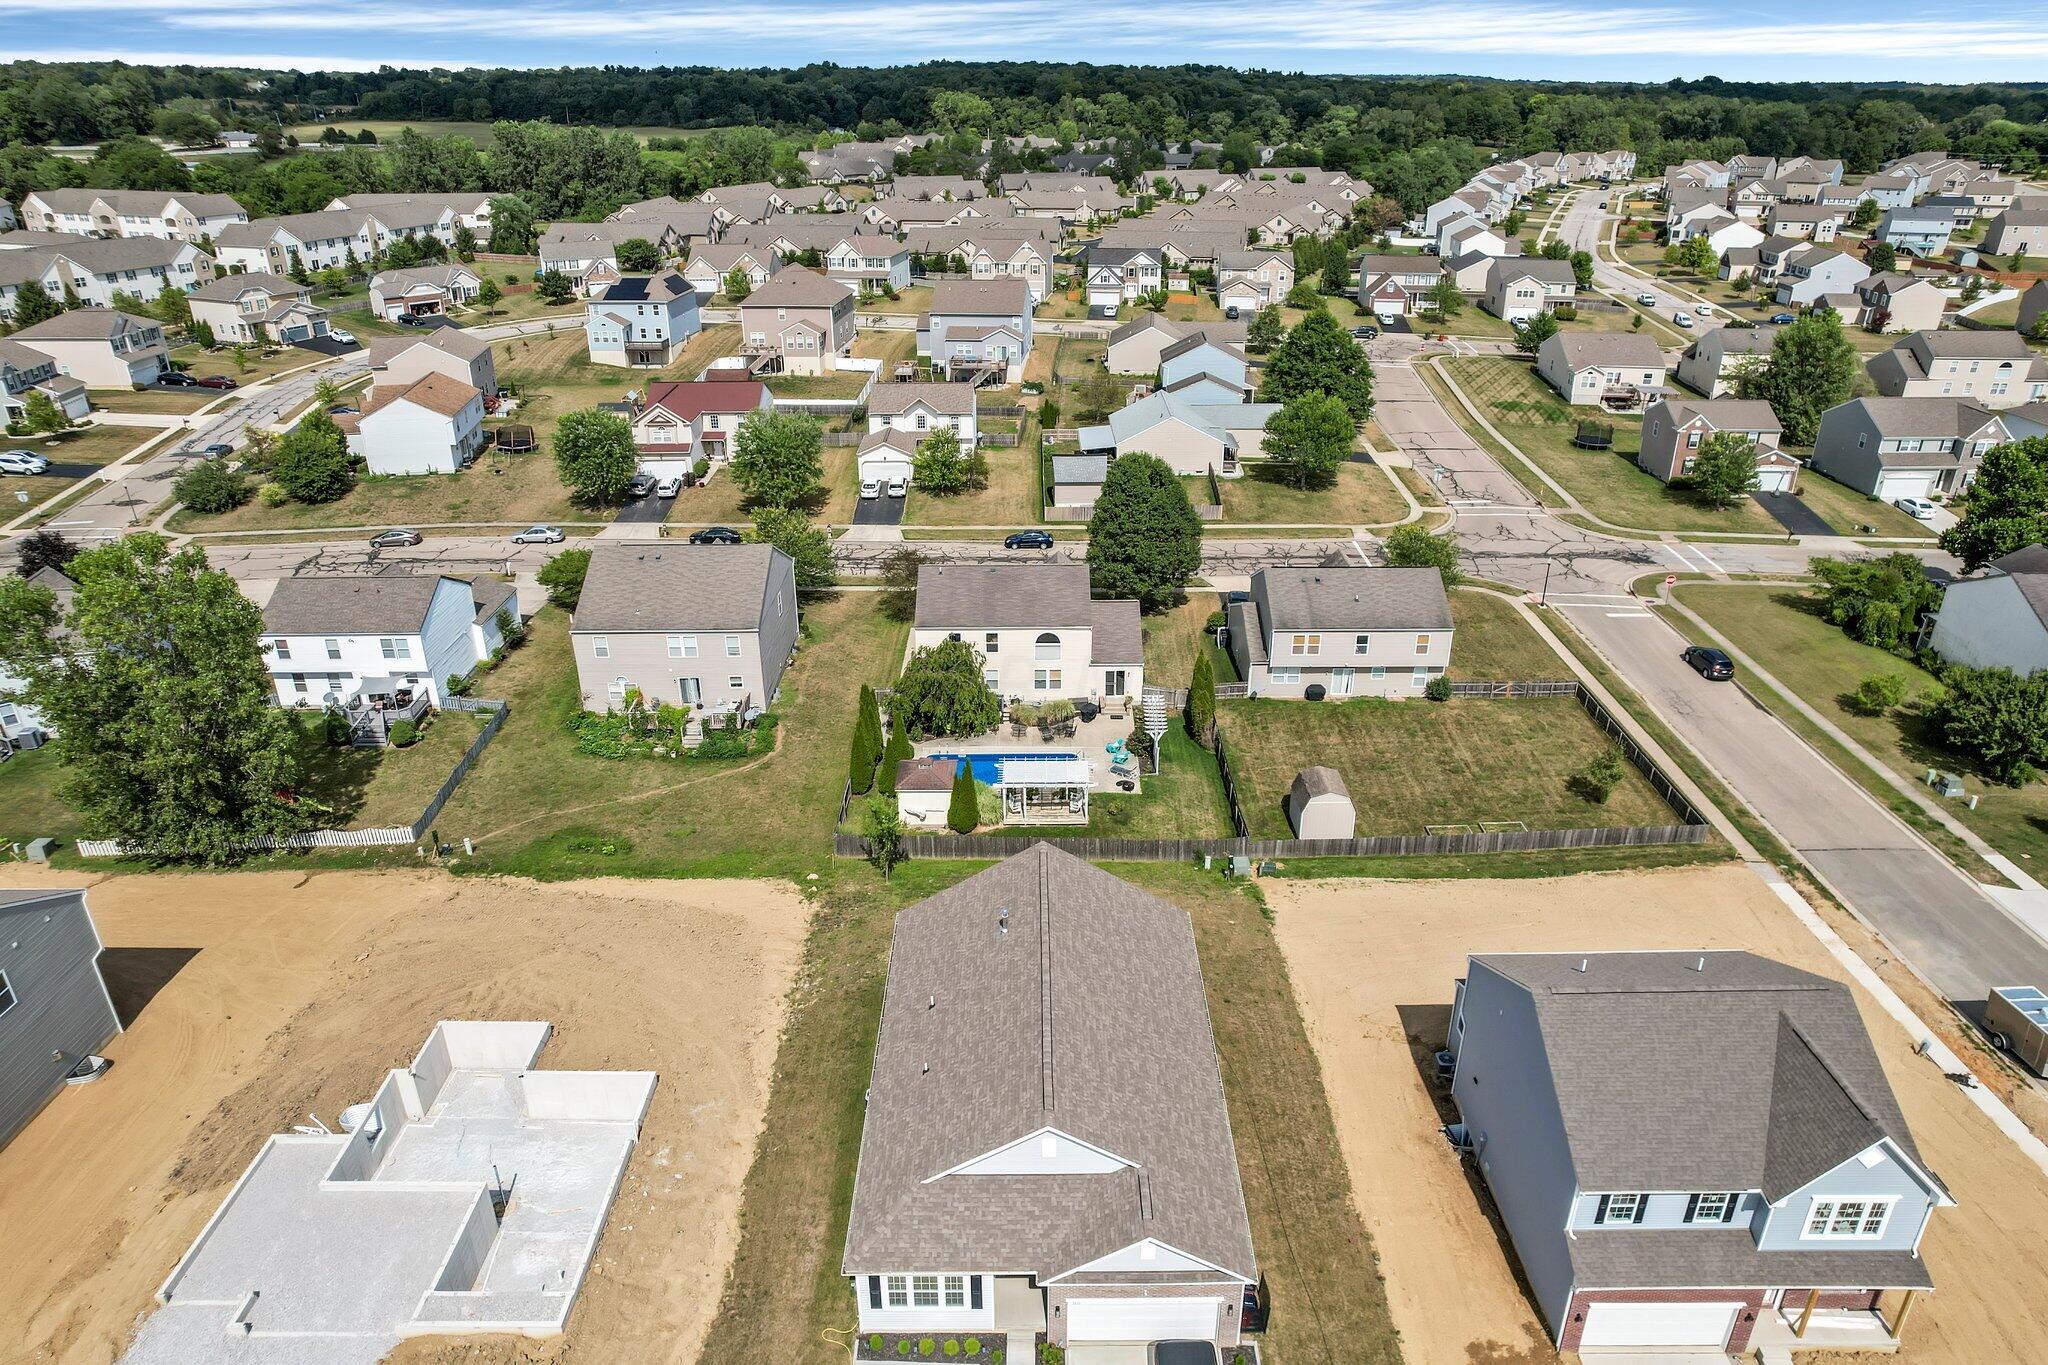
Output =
[
  {"x1": 1887, "y1": 1290, "x2": 1919, "y2": 1340},
  {"x1": 1794, "y1": 1288, "x2": 1821, "y2": 1338}
]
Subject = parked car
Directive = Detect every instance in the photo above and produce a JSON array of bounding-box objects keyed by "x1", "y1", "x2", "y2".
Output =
[
  {"x1": 397, "y1": 312, "x2": 435, "y2": 327},
  {"x1": 327, "y1": 327, "x2": 357, "y2": 346},
  {"x1": 510, "y1": 525, "x2": 565, "y2": 544},
  {"x1": 1224, "y1": 304, "x2": 1240, "y2": 320},
  {"x1": 156, "y1": 371, "x2": 201, "y2": 388},
  {"x1": 886, "y1": 476, "x2": 908, "y2": 498},
  {"x1": 1636, "y1": 291, "x2": 1658, "y2": 305},
  {"x1": 1769, "y1": 312, "x2": 1798, "y2": 324},
  {"x1": 656, "y1": 475, "x2": 682, "y2": 498},
  {"x1": 194, "y1": 375, "x2": 238, "y2": 389},
  {"x1": 369, "y1": 528, "x2": 423, "y2": 548},
  {"x1": 625, "y1": 473, "x2": 657, "y2": 498},
  {"x1": 1682, "y1": 644, "x2": 1735, "y2": 680},
  {"x1": 1004, "y1": 529, "x2": 1054, "y2": 550},
  {"x1": 1694, "y1": 303, "x2": 1714, "y2": 316},
  {"x1": 1150, "y1": 1344, "x2": 1217, "y2": 1365},
  {"x1": 689, "y1": 525, "x2": 743, "y2": 545},
  {"x1": 200, "y1": 442, "x2": 234, "y2": 459},
  {"x1": 1896, "y1": 495, "x2": 1940, "y2": 520},
  {"x1": 0, "y1": 450, "x2": 50, "y2": 475},
  {"x1": 859, "y1": 477, "x2": 882, "y2": 500},
  {"x1": 1351, "y1": 325, "x2": 1381, "y2": 340},
  {"x1": 1672, "y1": 312, "x2": 1696, "y2": 328}
]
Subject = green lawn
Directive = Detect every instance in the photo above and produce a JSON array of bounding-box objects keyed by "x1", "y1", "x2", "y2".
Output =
[
  {"x1": 1789, "y1": 469, "x2": 1937, "y2": 539},
  {"x1": 1142, "y1": 592, "x2": 1231, "y2": 688},
  {"x1": 0, "y1": 747, "x2": 82, "y2": 847},
  {"x1": 86, "y1": 386, "x2": 215, "y2": 415},
  {"x1": 170, "y1": 342, "x2": 323, "y2": 385},
  {"x1": 1447, "y1": 588, "x2": 1576, "y2": 680},
  {"x1": 1203, "y1": 460, "x2": 1409, "y2": 526},
  {"x1": 1217, "y1": 692, "x2": 1676, "y2": 839},
  {"x1": 763, "y1": 370, "x2": 871, "y2": 400},
  {"x1": 903, "y1": 434, "x2": 1042, "y2": 526},
  {"x1": 439, "y1": 592, "x2": 909, "y2": 879},
  {"x1": 1439, "y1": 356, "x2": 1783, "y2": 535},
  {"x1": 1675, "y1": 582, "x2": 2048, "y2": 869},
  {"x1": 854, "y1": 285, "x2": 932, "y2": 316}
]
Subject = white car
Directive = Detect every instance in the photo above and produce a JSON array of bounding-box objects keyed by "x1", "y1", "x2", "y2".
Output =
[
  {"x1": 1895, "y1": 496, "x2": 1940, "y2": 520},
  {"x1": 1673, "y1": 312, "x2": 1696, "y2": 328},
  {"x1": 1694, "y1": 303, "x2": 1714, "y2": 316},
  {"x1": 1637, "y1": 291, "x2": 1658, "y2": 305},
  {"x1": 886, "y1": 476, "x2": 908, "y2": 498},
  {"x1": 0, "y1": 449, "x2": 50, "y2": 475},
  {"x1": 859, "y1": 477, "x2": 881, "y2": 500},
  {"x1": 510, "y1": 525, "x2": 565, "y2": 544},
  {"x1": 328, "y1": 327, "x2": 357, "y2": 346},
  {"x1": 656, "y1": 476, "x2": 682, "y2": 498}
]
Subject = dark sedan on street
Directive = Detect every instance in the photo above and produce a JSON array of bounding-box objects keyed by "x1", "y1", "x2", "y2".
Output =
[
  {"x1": 1004, "y1": 529, "x2": 1055, "y2": 550},
  {"x1": 1682, "y1": 644, "x2": 1735, "y2": 680},
  {"x1": 689, "y1": 525, "x2": 744, "y2": 545}
]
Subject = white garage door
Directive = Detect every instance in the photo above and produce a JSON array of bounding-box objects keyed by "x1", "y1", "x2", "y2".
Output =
[
  {"x1": 1066, "y1": 1298, "x2": 1220, "y2": 1342},
  {"x1": 1874, "y1": 470, "x2": 1936, "y2": 502},
  {"x1": 859, "y1": 451, "x2": 912, "y2": 485},
  {"x1": 1578, "y1": 1300, "x2": 1740, "y2": 1349},
  {"x1": 1758, "y1": 464, "x2": 1796, "y2": 493}
]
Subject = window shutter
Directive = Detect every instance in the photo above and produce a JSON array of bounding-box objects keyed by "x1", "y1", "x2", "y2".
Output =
[
  {"x1": 1684, "y1": 1194, "x2": 1700, "y2": 1223},
  {"x1": 1633, "y1": 1196, "x2": 1649, "y2": 1224},
  {"x1": 970, "y1": 1276, "x2": 983, "y2": 1310},
  {"x1": 869, "y1": 1276, "x2": 882, "y2": 1310},
  {"x1": 1594, "y1": 1195, "x2": 1610, "y2": 1223},
  {"x1": 1722, "y1": 1195, "x2": 1740, "y2": 1224}
]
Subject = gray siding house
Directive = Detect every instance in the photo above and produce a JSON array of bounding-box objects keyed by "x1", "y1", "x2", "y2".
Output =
[
  {"x1": 0, "y1": 889, "x2": 121, "y2": 1151},
  {"x1": 1226, "y1": 566, "x2": 1453, "y2": 699},
  {"x1": 1447, "y1": 951, "x2": 1950, "y2": 1355},
  {"x1": 1809, "y1": 398, "x2": 2011, "y2": 501},
  {"x1": 569, "y1": 544, "x2": 799, "y2": 717},
  {"x1": 1926, "y1": 544, "x2": 2048, "y2": 676},
  {"x1": 917, "y1": 278, "x2": 1034, "y2": 384}
]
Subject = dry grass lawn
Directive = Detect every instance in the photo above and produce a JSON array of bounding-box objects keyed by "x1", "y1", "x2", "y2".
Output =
[
  {"x1": 1269, "y1": 862, "x2": 2048, "y2": 1365},
  {"x1": 0, "y1": 866, "x2": 810, "y2": 1365}
]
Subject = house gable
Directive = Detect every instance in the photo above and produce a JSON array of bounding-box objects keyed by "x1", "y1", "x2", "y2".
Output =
[
  {"x1": 933, "y1": 1125, "x2": 1132, "y2": 1179},
  {"x1": 1046, "y1": 1237, "x2": 1243, "y2": 1281}
]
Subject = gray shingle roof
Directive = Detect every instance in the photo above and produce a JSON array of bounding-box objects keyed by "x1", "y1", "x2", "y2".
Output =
[
  {"x1": 842, "y1": 846, "x2": 1256, "y2": 1280},
  {"x1": 916, "y1": 563, "x2": 1117, "y2": 632},
  {"x1": 1542, "y1": 332, "x2": 1668, "y2": 374},
  {"x1": 1471, "y1": 951, "x2": 1937, "y2": 1197},
  {"x1": 744, "y1": 266, "x2": 854, "y2": 309},
  {"x1": 867, "y1": 382, "x2": 976, "y2": 418},
  {"x1": 1568, "y1": 1226, "x2": 1934, "y2": 1293},
  {"x1": 571, "y1": 544, "x2": 790, "y2": 634},
  {"x1": 10, "y1": 309, "x2": 162, "y2": 342},
  {"x1": 1254, "y1": 566, "x2": 1453, "y2": 633},
  {"x1": 1290, "y1": 766, "x2": 1348, "y2": 800},
  {"x1": 261, "y1": 575, "x2": 448, "y2": 635},
  {"x1": 930, "y1": 278, "x2": 1031, "y2": 316}
]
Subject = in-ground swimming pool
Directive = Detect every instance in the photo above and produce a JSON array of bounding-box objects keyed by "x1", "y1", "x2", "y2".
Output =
[{"x1": 930, "y1": 751, "x2": 1081, "y2": 784}]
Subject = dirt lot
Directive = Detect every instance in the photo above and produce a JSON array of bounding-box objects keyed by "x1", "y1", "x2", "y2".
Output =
[
  {"x1": 0, "y1": 867, "x2": 809, "y2": 1365},
  {"x1": 1267, "y1": 862, "x2": 2048, "y2": 1365}
]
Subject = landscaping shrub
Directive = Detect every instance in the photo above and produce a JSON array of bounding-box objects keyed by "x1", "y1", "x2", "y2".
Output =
[
  {"x1": 1570, "y1": 746, "x2": 1626, "y2": 803},
  {"x1": 323, "y1": 709, "x2": 351, "y2": 746},
  {"x1": 869, "y1": 1336, "x2": 883, "y2": 1352},
  {"x1": 974, "y1": 780, "x2": 1002, "y2": 828},
  {"x1": 447, "y1": 671, "x2": 472, "y2": 697},
  {"x1": 1205, "y1": 610, "x2": 1226, "y2": 633},
  {"x1": 1186, "y1": 650, "x2": 1216, "y2": 742},
  {"x1": 919, "y1": 1337, "x2": 937, "y2": 1357},
  {"x1": 948, "y1": 764, "x2": 979, "y2": 833},
  {"x1": 258, "y1": 481, "x2": 289, "y2": 507},
  {"x1": 850, "y1": 684, "x2": 882, "y2": 793},
  {"x1": 386, "y1": 718, "x2": 418, "y2": 747},
  {"x1": 897, "y1": 1343, "x2": 912, "y2": 1357},
  {"x1": 1850, "y1": 672, "x2": 1908, "y2": 716},
  {"x1": 943, "y1": 1341, "x2": 960, "y2": 1358},
  {"x1": 963, "y1": 1339, "x2": 981, "y2": 1356},
  {"x1": 174, "y1": 458, "x2": 249, "y2": 513},
  {"x1": 1425, "y1": 674, "x2": 1453, "y2": 701}
]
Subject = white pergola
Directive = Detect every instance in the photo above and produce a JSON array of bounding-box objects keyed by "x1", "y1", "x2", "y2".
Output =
[{"x1": 996, "y1": 756, "x2": 1092, "y2": 824}]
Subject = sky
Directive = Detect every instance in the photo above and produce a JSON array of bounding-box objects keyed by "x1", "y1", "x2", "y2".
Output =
[{"x1": 8, "y1": 0, "x2": 2048, "y2": 85}]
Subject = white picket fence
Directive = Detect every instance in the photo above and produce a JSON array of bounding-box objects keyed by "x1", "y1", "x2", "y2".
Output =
[{"x1": 76, "y1": 826, "x2": 415, "y2": 858}]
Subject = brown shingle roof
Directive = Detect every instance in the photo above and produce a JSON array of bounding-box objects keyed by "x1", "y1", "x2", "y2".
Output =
[
  {"x1": 744, "y1": 266, "x2": 855, "y2": 309},
  {"x1": 361, "y1": 372, "x2": 481, "y2": 420}
]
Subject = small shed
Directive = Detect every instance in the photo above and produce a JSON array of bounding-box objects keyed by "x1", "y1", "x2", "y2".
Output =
[
  {"x1": 1286, "y1": 766, "x2": 1356, "y2": 840},
  {"x1": 895, "y1": 757, "x2": 957, "y2": 827}
]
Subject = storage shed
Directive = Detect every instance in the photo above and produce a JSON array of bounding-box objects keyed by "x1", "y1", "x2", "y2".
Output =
[
  {"x1": 1286, "y1": 766, "x2": 1356, "y2": 840},
  {"x1": 895, "y1": 756, "x2": 957, "y2": 827}
]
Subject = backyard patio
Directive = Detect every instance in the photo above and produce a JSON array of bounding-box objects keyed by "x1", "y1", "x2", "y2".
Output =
[{"x1": 913, "y1": 708, "x2": 1146, "y2": 810}]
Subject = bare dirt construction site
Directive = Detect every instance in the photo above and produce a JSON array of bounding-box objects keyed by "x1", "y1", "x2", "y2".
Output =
[
  {"x1": 1268, "y1": 862, "x2": 2048, "y2": 1365},
  {"x1": 0, "y1": 867, "x2": 810, "y2": 1365}
]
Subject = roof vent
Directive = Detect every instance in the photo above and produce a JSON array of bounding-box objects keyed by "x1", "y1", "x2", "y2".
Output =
[
  {"x1": 1694, "y1": 956, "x2": 1707, "y2": 972},
  {"x1": 1573, "y1": 958, "x2": 1588, "y2": 973},
  {"x1": 927, "y1": 994, "x2": 937, "y2": 1010},
  {"x1": 921, "y1": 1062, "x2": 929, "y2": 1076},
  {"x1": 997, "y1": 906, "x2": 1010, "y2": 936}
]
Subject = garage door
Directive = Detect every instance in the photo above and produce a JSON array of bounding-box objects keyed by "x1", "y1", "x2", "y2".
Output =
[
  {"x1": 1875, "y1": 471, "x2": 1936, "y2": 502},
  {"x1": 1578, "y1": 1300, "x2": 1740, "y2": 1349},
  {"x1": 1757, "y1": 464, "x2": 1795, "y2": 493},
  {"x1": 860, "y1": 451, "x2": 912, "y2": 485},
  {"x1": 1066, "y1": 1298, "x2": 1220, "y2": 1343}
]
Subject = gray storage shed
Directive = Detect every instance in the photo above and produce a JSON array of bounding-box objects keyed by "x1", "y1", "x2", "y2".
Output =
[{"x1": 1286, "y1": 767, "x2": 1356, "y2": 840}]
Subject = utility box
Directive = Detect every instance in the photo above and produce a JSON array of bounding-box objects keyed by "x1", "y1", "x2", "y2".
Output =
[{"x1": 25, "y1": 837, "x2": 56, "y2": 864}]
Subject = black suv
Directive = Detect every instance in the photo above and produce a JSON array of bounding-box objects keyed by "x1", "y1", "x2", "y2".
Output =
[
  {"x1": 1682, "y1": 645, "x2": 1735, "y2": 680},
  {"x1": 689, "y1": 525, "x2": 743, "y2": 545}
]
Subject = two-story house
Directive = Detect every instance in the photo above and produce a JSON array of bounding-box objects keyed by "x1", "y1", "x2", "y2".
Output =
[
  {"x1": 1638, "y1": 398, "x2": 1797, "y2": 490},
  {"x1": 1775, "y1": 247, "x2": 1872, "y2": 307},
  {"x1": 1216, "y1": 248, "x2": 1294, "y2": 312},
  {"x1": 1483, "y1": 258, "x2": 1578, "y2": 321},
  {"x1": 365, "y1": 328, "x2": 497, "y2": 400},
  {"x1": 1225, "y1": 565, "x2": 1453, "y2": 698},
  {"x1": 537, "y1": 221, "x2": 682, "y2": 296},
  {"x1": 568, "y1": 544, "x2": 799, "y2": 716},
  {"x1": 738, "y1": 267, "x2": 858, "y2": 375},
  {"x1": 1926, "y1": 544, "x2": 2048, "y2": 675},
  {"x1": 1083, "y1": 246, "x2": 1163, "y2": 308},
  {"x1": 1984, "y1": 210, "x2": 2048, "y2": 260},
  {"x1": 583, "y1": 273, "x2": 703, "y2": 369},
  {"x1": 919, "y1": 278, "x2": 1034, "y2": 385},
  {"x1": 0, "y1": 337, "x2": 89, "y2": 425},
  {"x1": 627, "y1": 378, "x2": 772, "y2": 477},
  {"x1": 1842, "y1": 272, "x2": 1947, "y2": 335},
  {"x1": 260, "y1": 574, "x2": 517, "y2": 712},
  {"x1": 1868, "y1": 330, "x2": 2048, "y2": 409},
  {"x1": 910, "y1": 563, "x2": 1142, "y2": 707},
  {"x1": 681, "y1": 243, "x2": 779, "y2": 297},
  {"x1": 1875, "y1": 206, "x2": 1957, "y2": 258},
  {"x1": 19, "y1": 189, "x2": 246, "y2": 242},
  {"x1": 1077, "y1": 389, "x2": 1280, "y2": 477},
  {"x1": 9, "y1": 309, "x2": 168, "y2": 389},
  {"x1": 187, "y1": 273, "x2": 331, "y2": 345},
  {"x1": 1536, "y1": 333, "x2": 1669, "y2": 407},
  {"x1": 856, "y1": 382, "x2": 980, "y2": 489},
  {"x1": 1158, "y1": 332, "x2": 1250, "y2": 404},
  {"x1": 1446, "y1": 951, "x2": 1950, "y2": 1355},
  {"x1": 1104, "y1": 314, "x2": 1247, "y2": 376},
  {"x1": 844, "y1": 847, "x2": 1257, "y2": 1359},
  {"x1": 336, "y1": 372, "x2": 486, "y2": 476},
  {"x1": 1674, "y1": 325, "x2": 1779, "y2": 398},
  {"x1": 909, "y1": 226, "x2": 1058, "y2": 303},
  {"x1": 0, "y1": 238, "x2": 212, "y2": 317},
  {"x1": 824, "y1": 235, "x2": 912, "y2": 294},
  {"x1": 1810, "y1": 397, "x2": 2012, "y2": 500}
]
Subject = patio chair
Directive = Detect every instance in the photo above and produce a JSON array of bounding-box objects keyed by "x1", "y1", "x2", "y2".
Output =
[{"x1": 1011, "y1": 720, "x2": 1028, "y2": 739}]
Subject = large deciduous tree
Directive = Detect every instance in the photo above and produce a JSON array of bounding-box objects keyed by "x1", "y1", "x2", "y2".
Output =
[
  {"x1": 1086, "y1": 453, "x2": 1202, "y2": 612},
  {"x1": 1382, "y1": 523, "x2": 1462, "y2": 585},
  {"x1": 1941, "y1": 438, "x2": 2048, "y2": 572},
  {"x1": 1687, "y1": 431, "x2": 1762, "y2": 509},
  {"x1": 748, "y1": 506, "x2": 835, "y2": 589},
  {"x1": 891, "y1": 639, "x2": 1003, "y2": 739},
  {"x1": 552, "y1": 407, "x2": 638, "y2": 505},
  {"x1": 272, "y1": 410, "x2": 354, "y2": 504},
  {"x1": 1259, "y1": 307, "x2": 1375, "y2": 426},
  {"x1": 730, "y1": 410, "x2": 824, "y2": 509},
  {"x1": 1741, "y1": 311, "x2": 1859, "y2": 446},
  {"x1": 1262, "y1": 393, "x2": 1353, "y2": 489},
  {"x1": 1807, "y1": 552, "x2": 1941, "y2": 653},
  {"x1": 0, "y1": 535, "x2": 307, "y2": 861}
]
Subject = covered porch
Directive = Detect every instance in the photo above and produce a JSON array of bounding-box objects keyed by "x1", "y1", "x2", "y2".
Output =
[{"x1": 1749, "y1": 1287, "x2": 1920, "y2": 1354}]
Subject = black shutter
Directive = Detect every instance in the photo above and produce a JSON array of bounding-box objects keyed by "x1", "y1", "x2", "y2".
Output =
[
  {"x1": 1632, "y1": 1195, "x2": 1648, "y2": 1224},
  {"x1": 869, "y1": 1276, "x2": 882, "y2": 1310},
  {"x1": 1684, "y1": 1194, "x2": 1701, "y2": 1224},
  {"x1": 1722, "y1": 1194, "x2": 1740, "y2": 1224},
  {"x1": 970, "y1": 1276, "x2": 983, "y2": 1310},
  {"x1": 1594, "y1": 1195, "x2": 1611, "y2": 1223}
]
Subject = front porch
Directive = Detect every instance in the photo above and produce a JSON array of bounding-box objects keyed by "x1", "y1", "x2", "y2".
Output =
[{"x1": 1749, "y1": 1289, "x2": 1918, "y2": 1355}]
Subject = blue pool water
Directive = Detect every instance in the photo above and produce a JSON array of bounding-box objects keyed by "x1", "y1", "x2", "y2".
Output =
[{"x1": 931, "y1": 751, "x2": 1081, "y2": 784}]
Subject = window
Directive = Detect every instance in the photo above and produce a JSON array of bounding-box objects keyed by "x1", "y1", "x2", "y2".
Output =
[
  {"x1": 1415, "y1": 633, "x2": 1432, "y2": 656},
  {"x1": 985, "y1": 632, "x2": 999, "y2": 654},
  {"x1": 983, "y1": 668, "x2": 1001, "y2": 689},
  {"x1": 1034, "y1": 669, "x2": 1062, "y2": 691},
  {"x1": 1805, "y1": 1198, "x2": 1894, "y2": 1239},
  {"x1": 1271, "y1": 666, "x2": 1301, "y2": 685},
  {"x1": 608, "y1": 676, "x2": 628, "y2": 703},
  {"x1": 886, "y1": 1275, "x2": 909, "y2": 1308},
  {"x1": 1595, "y1": 1193, "x2": 1645, "y2": 1225},
  {"x1": 324, "y1": 638, "x2": 342, "y2": 661},
  {"x1": 274, "y1": 638, "x2": 291, "y2": 660},
  {"x1": 379, "y1": 638, "x2": 411, "y2": 661},
  {"x1": 1032, "y1": 631, "x2": 1063, "y2": 660},
  {"x1": 1103, "y1": 669, "x2": 1127, "y2": 696},
  {"x1": 291, "y1": 673, "x2": 308, "y2": 695},
  {"x1": 729, "y1": 676, "x2": 745, "y2": 689},
  {"x1": 725, "y1": 634, "x2": 742, "y2": 657},
  {"x1": 1289, "y1": 633, "x2": 1321, "y2": 656},
  {"x1": 592, "y1": 636, "x2": 610, "y2": 659},
  {"x1": 943, "y1": 1275, "x2": 967, "y2": 1308},
  {"x1": 1354, "y1": 633, "x2": 1371, "y2": 653},
  {"x1": 912, "y1": 1275, "x2": 941, "y2": 1307},
  {"x1": 1687, "y1": 1192, "x2": 1738, "y2": 1223},
  {"x1": 0, "y1": 969, "x2": 14, "y2": 1017}
]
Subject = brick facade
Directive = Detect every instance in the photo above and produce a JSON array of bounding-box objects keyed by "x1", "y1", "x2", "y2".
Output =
[
  {"x1": 1558, "y1": 1287, "x2": 1769, "y2": 1354},
  {"x1": 1044, "y1": 1283, "x2": 1242, "y2": 1348}
]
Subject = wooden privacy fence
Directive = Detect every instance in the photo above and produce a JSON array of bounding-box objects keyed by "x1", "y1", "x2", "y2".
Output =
[
  {"x1": 1448, "y1": 679, "x2": 1579, "y2": 697},
  {"x1": 76, "y1": 699, "x2": 509, "y2": 860}
]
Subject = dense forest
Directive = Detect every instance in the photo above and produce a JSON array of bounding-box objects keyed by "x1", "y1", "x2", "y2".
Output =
[{"x1": 2, "y1": 60, "x2": 2045, "y2": 220}]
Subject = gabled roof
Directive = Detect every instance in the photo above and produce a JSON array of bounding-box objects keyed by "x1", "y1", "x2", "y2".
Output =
[
  {"x1": 1652, "y1": 397, "x2": 1784, "y2": 436},
  {"x1": 841, "y1": 847, "x2": 1256, "y2": 1280},
  {"x1": 1540, "y1": 331, "x2": 1667, "y2": 373},
  {"x1": 261, "y1": 574, "x2": 452, "y2": 636},
  {"x1": 188, "y1": 272, "x2": 304, "y2": 302},
  {"x1": 743, "y1": 266, "x2": 854, "y2": 309},
  {"x1": 930, "y1": 277, "x2": 1031, "y2": 317},
  {"x1": 359, "y1": 372, "x2": 480, "y2": 421},
  {"x1": 1254, "y1": 566, "x2": 1453, "y2": 632},
  {"x1": 571, "y1": 544, "x2": 789, "y2": 634},
  {"x1": 365, "y1": 326, "x2": 492, "y2": 365},
  {"x1": 10, "y1": 309, "x2": 161, "y2": 342},
  {"x1": 867, "y1": 382, "x2": 975, "y2": 417},
  {"x1": 916, "y1": 562, "x2": 1102, "y2": 631},
  {"x1": 640, "y1": 378, "x2": 768, "y2": 422}
]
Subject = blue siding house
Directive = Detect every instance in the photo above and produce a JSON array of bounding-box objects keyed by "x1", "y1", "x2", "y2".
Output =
[
  {"x1": 1876, "y1": 206, "x2": 1957, "y2": 258},
  {"x1": 1446, "y1": 951, "x2": 1951, "y2": 1355}
]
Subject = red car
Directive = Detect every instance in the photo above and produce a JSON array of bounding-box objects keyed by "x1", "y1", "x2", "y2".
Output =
[{"x1": 194, "y1": 375, "x2": 239, "y2": 390}]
